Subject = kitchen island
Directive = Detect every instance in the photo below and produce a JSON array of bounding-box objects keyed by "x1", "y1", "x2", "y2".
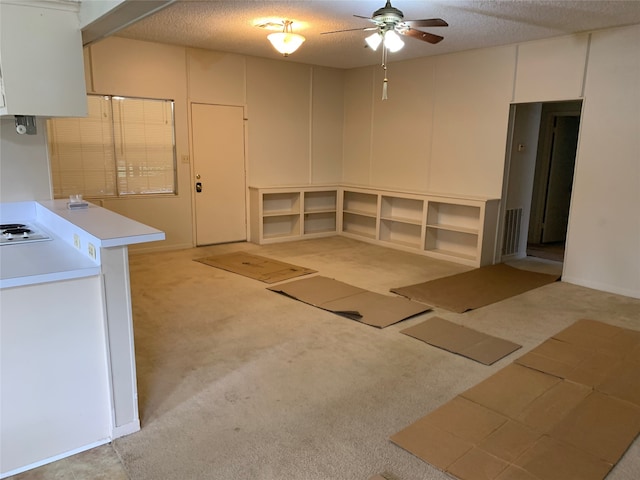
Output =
[{"x1": 0, "y1": 200, "x2": 164, "y2": 478}]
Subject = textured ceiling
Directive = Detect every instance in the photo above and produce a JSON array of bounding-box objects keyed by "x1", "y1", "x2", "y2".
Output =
[{"x1": 113, "y1": 0, "x2": 640, "y2": 69}]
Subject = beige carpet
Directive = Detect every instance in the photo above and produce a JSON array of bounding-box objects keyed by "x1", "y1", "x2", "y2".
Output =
[{"x1": 17, "y1": 237, "x2": 639, "y2": 480}]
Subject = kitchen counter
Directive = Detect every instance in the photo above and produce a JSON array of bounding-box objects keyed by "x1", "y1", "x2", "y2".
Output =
[
  {"x1": 1, "y1": 200, "x2": 165, "y2": 476},
  {"x1": 0, "y1": 200, "x2": 165, "y2": 289},
  {"x1": 0, "y1": 237, "x2": 100, "y2": 289},
  {"x1": 36, "y1": 199, "x2": 165, "y2": 248}
]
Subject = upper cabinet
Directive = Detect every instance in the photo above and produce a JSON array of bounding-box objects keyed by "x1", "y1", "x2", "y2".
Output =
[{"x1": 0, "y1": 1, "x2": 87, "y2": 117}]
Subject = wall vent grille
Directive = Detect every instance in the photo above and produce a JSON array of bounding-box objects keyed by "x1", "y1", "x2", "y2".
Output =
[{"x1": 502, "y1": 208, "x2": 522, "y2": 255}]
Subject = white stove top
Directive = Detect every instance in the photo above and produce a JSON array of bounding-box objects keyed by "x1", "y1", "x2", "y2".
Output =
[{"x1": 0, "y1": 222, "x2": 52, "y2": 245}]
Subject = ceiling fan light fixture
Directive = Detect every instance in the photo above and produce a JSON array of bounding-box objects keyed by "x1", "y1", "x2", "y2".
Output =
[
  {"x1": 267, "y1": 20, "x2": 305, "y2": 56},
  {"x1": 365, "y1": 32, "x2": 383, "y2": 51},
  {"x1": 383, "y1": 30, "x2": 404, "y2": 52}
]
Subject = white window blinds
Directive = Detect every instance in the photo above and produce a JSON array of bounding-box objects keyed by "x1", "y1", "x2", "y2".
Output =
[{"x1": 47, "y1": 95, "x2": 176, "y2": 198}]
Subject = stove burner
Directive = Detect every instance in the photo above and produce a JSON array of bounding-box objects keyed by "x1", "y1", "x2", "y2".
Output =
[
  {"x1": 0, "y1": 222, "x2": 52, "y2": 245},
  {"x1": 1, "y1": 224, "x2": 26, "y2": 230},
  {"x1": 4, "y1": 228, "x2": 32, "y2": 235}
]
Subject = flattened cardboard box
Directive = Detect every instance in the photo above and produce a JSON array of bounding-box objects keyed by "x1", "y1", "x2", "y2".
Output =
[
  {"x1": 194, "y1": 252, "x2": 316, "y2": 283},
  {"x1": 391, "y1": 264, "x2": 560, "y2": 313},
  {"x1": 268, "y1": 275, "x2": 431, "y2": 328},
  {"x1": 401, "y1": 316, "x2": 521, "y2": 365},
  {"x1": 391, "y1": 319, "x2": 640, "y2": 480}
]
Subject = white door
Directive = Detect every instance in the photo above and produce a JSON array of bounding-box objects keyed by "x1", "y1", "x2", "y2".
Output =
[{"x1": 191, "y1": 103, "x2": 246, "y2": 245}]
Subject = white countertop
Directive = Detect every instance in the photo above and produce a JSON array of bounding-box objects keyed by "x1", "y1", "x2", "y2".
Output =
[
  {"x1": 36, "y1": 200, "x2": 165, "y2": 248},
  {"x1": 0, "y1": 237, "x2": 100, "y2": 289},
  {"x1": 0, "y1": 200, "x2": 165, "y2": 289}
]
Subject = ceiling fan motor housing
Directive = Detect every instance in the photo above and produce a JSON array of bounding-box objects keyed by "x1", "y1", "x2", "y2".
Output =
[{"x1": 373, "y1": 1, "x2": 404, "y2": 26}]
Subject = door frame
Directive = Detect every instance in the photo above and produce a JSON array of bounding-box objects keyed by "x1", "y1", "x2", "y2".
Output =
[
  {"x1": 188, "y1": 102, "x2": 249, "y2": 246},
  {"x1": 497, "y1": 100, "x2": 583, "y2": 264}
]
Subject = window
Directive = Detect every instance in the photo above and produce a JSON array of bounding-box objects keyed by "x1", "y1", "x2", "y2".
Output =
[{"x1": 47, "y1": 94, "x2": 176, "y2": 198}]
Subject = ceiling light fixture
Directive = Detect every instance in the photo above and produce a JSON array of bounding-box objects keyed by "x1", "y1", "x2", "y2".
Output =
[
  {"x1": 365, "y1": 30, "x2": 404, "y2": 53},
  {"x1": 267, "y1": 20, "x2": 305, "y2": 57}
]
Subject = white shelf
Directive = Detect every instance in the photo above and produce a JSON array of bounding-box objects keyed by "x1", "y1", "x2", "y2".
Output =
[
  {"x1": 250, "y1": 185, "x2": 500, "y2": 267},
  {"x1": 380, "y1": 196, "x2": 424, "y2": 225},
  {"x1": 380, "y1": 219, "x2": 422, "y2": 249},
  {"x1": 425, "y1": 223, "x2": 479, "y2": 235},
  {"x1": 340, "y1": 187, "x2": 499, "y2": 267},
  {"x1": 304, "y1": 212, "x2": 336, "y2": 235},
  {"x1": 342, "y1": 211, "x2": 377, "y2": 239},
  {"x1": 304, "y1": 190, "x2": 337, "y2": 213},
  {"x1": 249, "y1": 186, "x2": 338, "y2": 244},
  {"x1": 343, "y1": 191, "x2": 378, "y2": 217}
]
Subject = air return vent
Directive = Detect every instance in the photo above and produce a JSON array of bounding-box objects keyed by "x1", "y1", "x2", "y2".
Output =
[{"x1": 502, "y1": 208, "x2": 522, "y2": 255}]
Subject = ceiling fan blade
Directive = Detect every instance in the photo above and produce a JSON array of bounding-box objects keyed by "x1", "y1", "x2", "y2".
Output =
[
  {"x1": 404, "y1": 18, "x2": 448, "y2": 28},
  {"x1": 320, "y1": 26, "x2": 377, "y2": 35},
  {"x1": 402, "y1": 28, "x2": 444, "y2": 44}
]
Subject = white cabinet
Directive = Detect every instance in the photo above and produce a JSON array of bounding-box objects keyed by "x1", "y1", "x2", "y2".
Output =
[
  {"x1": 0, "y1": 1, "x2": 87, "y2": 117},
  {"x1": 0, "y1": 276, "x2": 111, "y2": 476},
  {"x1": 249, "y1": 186, "x2": 338, "y2": 244}
]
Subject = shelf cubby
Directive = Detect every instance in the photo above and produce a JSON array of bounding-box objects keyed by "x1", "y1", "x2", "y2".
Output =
[
  {"x1": 263, "y1": 192, "x2": 300, "y2": 216},
  {"x1": 425, "y1": 227, "x2": 479, "y2": 262},
  {"x1": 304, "y1": 212, "x2": 336, "y2": 235},
  {"x1": 380, "y1": 219, "x2": 423, "y2": 249},
  {"x1": 342, "y1": 212, "x2": 377, "y2": 239},
  {"x1": 263, "y1": 214, "x2": 300, "y2": 239},
  {"x1": 380, "y1": 196, "x2": 424, "y2": 224},
  {"x1": 426, "y1": 202, "x2": 480, "y2": 232},
  {"x1": 342, "y1": 191, "x2": 377, "y2": 217},
  {"x1": 304, "y1": 190, "x2": 337, "y2": 213}
]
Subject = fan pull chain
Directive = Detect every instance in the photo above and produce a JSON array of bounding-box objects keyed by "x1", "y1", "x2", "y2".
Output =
[{"x1": 381, "y1": 46, "x2": 388, "y2": 100}]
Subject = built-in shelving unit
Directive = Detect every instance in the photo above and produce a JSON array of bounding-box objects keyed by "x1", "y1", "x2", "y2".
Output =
[
  {"x1": 340, "y1": 187, "x2": 499, "y2": 267},
  {"x1": 250, "y1": 185, "x2": 499, "y2": 267},
  {"x1": 249, "y1": 186, "x2": 338, "y2": 244}
]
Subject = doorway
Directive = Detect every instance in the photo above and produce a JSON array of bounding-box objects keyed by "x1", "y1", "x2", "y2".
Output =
[
  {"x1": 191, "y1": 103, "x2": 247, "y2": 246},
  {"x1": 501, "y1": 100, "x2": 582, "y2": 264}
]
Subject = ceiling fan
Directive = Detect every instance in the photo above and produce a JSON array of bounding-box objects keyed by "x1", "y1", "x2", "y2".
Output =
[
  {"x1": 322, "y1": 1, "x2": 448, "y2": 100},
  {"x1": 321, "y1": 0, "x2": 448, "y2": 49}
]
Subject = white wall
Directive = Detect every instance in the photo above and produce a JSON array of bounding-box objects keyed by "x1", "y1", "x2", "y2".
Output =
[
  {"x1": 563, "y1": 24, "x2": 640, "y2": 298},
  {"x1": 0, "y1": 117, "x2": 52, "y2": 202},
  {"x1": 343, "y1": 44, "x2": 515, "y2": 197}
]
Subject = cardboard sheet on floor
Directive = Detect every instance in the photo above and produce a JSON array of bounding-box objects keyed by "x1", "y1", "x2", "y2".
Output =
[
  {"x1": 194, "y1": 252, "x2": 316, "y2": 284},
  {"x1": 268, "y1": 275, "x2": 431, "y2": 328},
  {"x1": 390, "y1": 319, "x2": 640, "y2": 480},
  {"x1": 390, "y1": 263, "x2": 560, "y2": 313},
  {"x1": 401, "y1": 317, "x2": 521, "y2": 365}
]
